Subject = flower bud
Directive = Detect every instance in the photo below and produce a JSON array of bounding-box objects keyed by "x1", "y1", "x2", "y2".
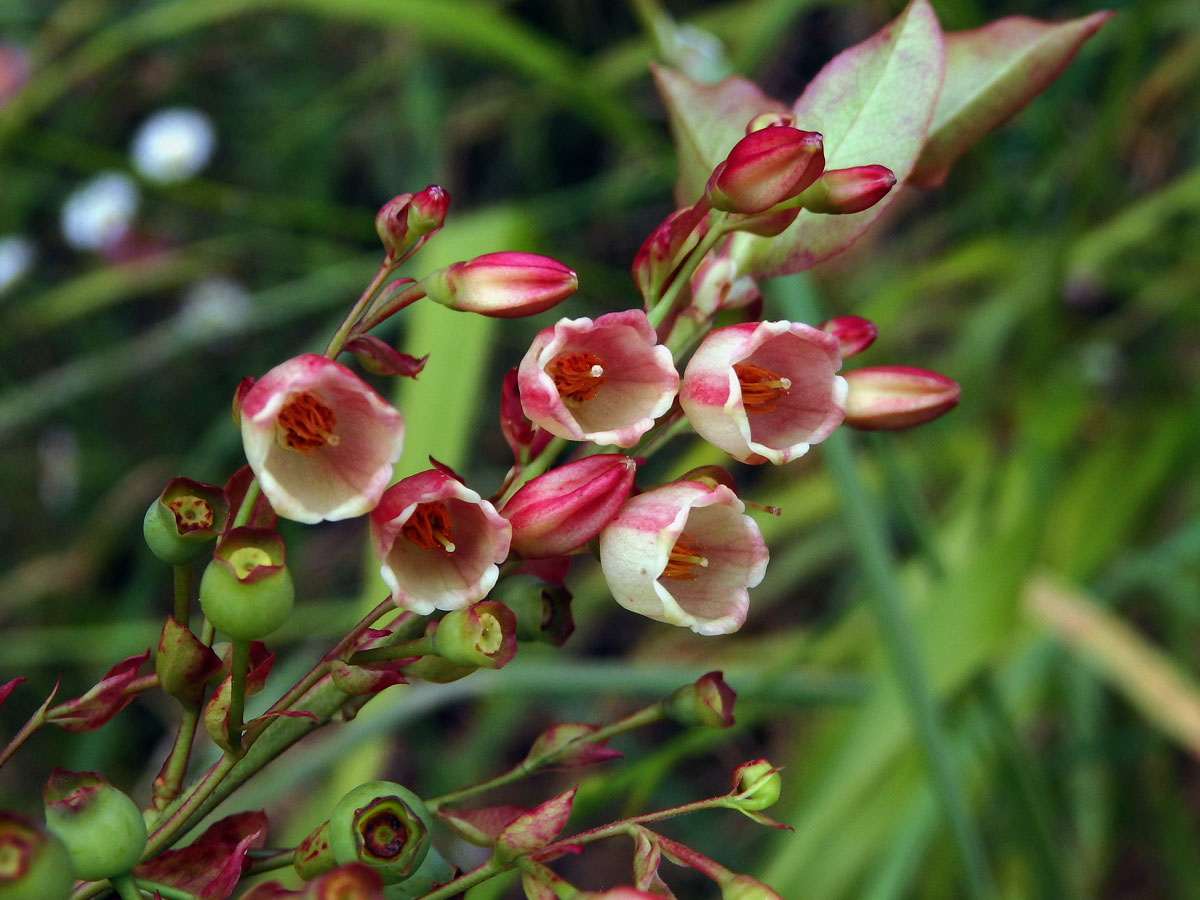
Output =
[
  {"x1": 631, "y1": 203, "x2": 708, "y2": 301},
  {"x1": 706, "y1": 128, "x2": 824, "y2": 215},
  {"x1": 721, "y1": 874, "x2": 785, "y2": 900},
  {"x1": 43, "y1": 768, "x2": 147, "y2": 881},
  {"x1": 795, "y1": 165, "x2": 896, "y2": 215},
  {"x1": 819, "y1": 315, "x2": 877, "y2": 358},
  {"x1": 664, "y1": 670, "x2": 736, "y2": 728},
  {"x1": 143, "y1": 477, "x2": 229, "y2": 564},
  {"x1": 501, "y1": 455, "x2": 637, "y2": 559},
  {"x1": 0, "y1": 811, "x2": 73, "y2": 900},
  {"x1": 199, "y1": 528, "x2": 295, "y2": 640},
  {"x1": 431, "y1": 601, "x2": 518, "y2": 670},
  {"x1": 328, "y1": 781, "x2": 433, "y2": 884},
  {"x1": 374, "y1": 186, "x2": 449, "y2": 260},
  {"x1": 421, "y1": 252, "x2": 577, "y2": 318},
  {"x1": 728, "y1": 759, "x2": 781, "y2": 811},
  {"x1": 842, "y1": 366, "x2": 960, "y2": 430}
]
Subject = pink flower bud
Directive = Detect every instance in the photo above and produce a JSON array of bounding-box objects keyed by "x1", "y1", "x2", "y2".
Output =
[
  {"x1": 631, "y1": 203, "x2": 709, "y2": 301},
  {"x1": 239, "y1": 354, "x2": 405, "y2": 523},
  {"x1": 518, "y1": 309, "x2": 679, "y2": 447},
  {"x1": 819, "y1": 315, "x2": 877, "y2": 358},
  {"x1": 598, "y1": 480, "x2": 768, "y2": 635},
  {"x1": 370, "y1": 469, "x2": 511, "y2": 615},
  {"x1": 706, "y1": 127, "x2": 824, "y2": 214},
  {"x1": 796, "y1": 165, "x2": 896, "y2": 214},
  {"x1": 421, "y1": 251, "x2": 577, "y2": 318},
  {"x1": 500, "y1": 454, "x2": 637, "y2": 558},
  {"x1": 680, "y1": 321, "x2": 847, "y2": 465},
  {"x1": 374, "y1": 185, "x2": 449, "y2": 260},
  {"x1": 842, "y1": 365, "x2": 960, "y2": 430}
]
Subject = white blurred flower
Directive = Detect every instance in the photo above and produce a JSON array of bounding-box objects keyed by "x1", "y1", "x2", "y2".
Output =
[
  {"x1": 130, "y1": 107, "x2": 216, "y2": 183},
  {"x1": 60, "y1": 171, "x2": 140, "y2": 251},
  {"x1": 0, "y1": 234, "x2": 35, "y2": 295},
  {"x1": 176, "y1": 276, "x2": 250, "y2": 336}
]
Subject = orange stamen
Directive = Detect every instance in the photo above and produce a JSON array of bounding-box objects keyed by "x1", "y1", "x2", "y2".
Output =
[
  {"x1": 734, "y1": 363, "x2": 792, "y2": 414},
  {"x1": 401, "y1": 501, "x2": 456, "y2": 553},
  {"x1": 277, "y1": 391, "x2": 339, "y2": 454},
  {"x1": 661, "y1": 532, "x2": 708, "y2": 581},
  {"x1": 547, "y1": 351, "x2": 607, "y2": 403}
]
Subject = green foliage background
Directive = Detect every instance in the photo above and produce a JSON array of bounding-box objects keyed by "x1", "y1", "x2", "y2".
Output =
[{"x1": 1, "y1": 0, "x2": 1199, "y2": 897}]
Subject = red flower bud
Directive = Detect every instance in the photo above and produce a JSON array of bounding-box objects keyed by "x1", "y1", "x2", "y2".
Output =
[
  {"x1": 842, "y1": 366, "x2": 960, "y2": 430},
  {"x1": 706, "y1": 128, "x2": 824, "y2": 215},
  {"x1": 501, "y1": 455, "x2": 637, "y2": 559},
  {"x1": 374, "y1": 186, "x2": 449, "y2": 261},
  {"x1": 819, "y1": 315, "x2": 877, "y2": 358},
  {"x1": 421, "y1": 252, "x2": 577, "y2": 318},
  {"x1": 796, "y1": 165, "x2": 896, "y2": 215}
]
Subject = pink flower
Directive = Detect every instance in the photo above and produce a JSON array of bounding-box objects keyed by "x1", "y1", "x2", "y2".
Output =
[
  {"x1": 239, "y1": 354, "x2": 405, "y2": 523},
  {"x1": 500, "y1": 454, "x2": 637, "y2": 559},
  {"x1": 420, "y1": 251, "x2": 577, "y2": 318},
  {"x1": 598, "y1": 481, "x2": 768, "y2": 635},
  {"x1": 679, "y1": 321, "x2": 846, "y2": 465},
  {"x1": 518, "y1": 309, "x2": 679, "y2": 447},
  {"x1": 370, "y1": 470, "x2": 511, "y2": 615}
]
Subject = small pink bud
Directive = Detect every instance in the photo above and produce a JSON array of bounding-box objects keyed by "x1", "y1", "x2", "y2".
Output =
[
  {"x1": 374, "y1": 185, "x2": 449, "y2": 260},
  {"x1": 796, "y1": 165, "x2": 896, "y2": 215},
  {"x1": 501, "y1": 454, "x2": 637, "y2": 558},
  {"x1": 421, "y1": 251, "x2": 577, "y2": 318},
  {"x1": 706, "y1": 127, "x2": 824, "y2": 215},
  {"x1": 842, "y1": 366, "x2": 960, "y2": 430},
  {"x1": 819, "y1": 315, "x2": 877, "y2": 358},
  {"x1": 664, "y1": 670, "x2": 736, "y2": 728}
]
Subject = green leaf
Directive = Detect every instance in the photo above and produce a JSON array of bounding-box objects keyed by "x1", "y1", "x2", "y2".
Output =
[
  {"x1": 651, "y1": 64, "x2": 787, "y2": 207},
  {"x1": 910, "y1": 10, "x2": 1114, "y2": 188},
  {"x1": 734, "y1": 0, "x2": 945, "y2": 276}
]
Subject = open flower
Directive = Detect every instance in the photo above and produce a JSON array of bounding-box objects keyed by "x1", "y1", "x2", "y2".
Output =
[
  {"x1": 680, "y1": 321, "x2": 846, "y2": 465},
  {"x1": 598, "y1": 481, "x2": 767, "y2": 635},
  {"x1": 239, "y1": 354, "x2": 405, "y2": 523},
  {"x1": 518, "y1": 309, "x2": 679, "y2": 447},
  {"x1": 370, "y1": 469, "x2": 511, "y2": 615}
]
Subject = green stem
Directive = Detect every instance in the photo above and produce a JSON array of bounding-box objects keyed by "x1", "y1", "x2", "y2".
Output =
[
  {"x1": 824, "y1": 429, "x2": 997, "y2": 900},
  {"x1": 132, "y1": 879, "x2": 202, "y2": 900},
  {"x1": 323, "y1": 259, "x2": 395, "y2": 359},
  {"x1": 415, "y1": 856, "x2": 507, "y2": 900},
  {"x1": 227, "y1": 638, "x2": 250, "y2": 757},
  {"x1": 0, "y1": 704, "x2": 46, "y2": 770},
  {"x1": 243, "y1": 847, "x2": 298, "y2": 876},
  {"x1": 497, "y1": 436, "x2": 569, "y2": 507},
  {"x1": 172, "y1": 564, "x2": 192, "y2": 626},
  {"x1": 646, "y1": 215, "x2": 728, "y2": 330},
  {"x1": 142, "y1": 754, "x2": 237, "y2": 859},
  {"x1": 109, "y1": 871, "x2": 145, "y2": 900},
  {"x1": 150, "y1": 702, "x2": 202, "y2": 816},
  {"x1": 231, "y1": 480, "x2": 260, "y2": 530},
  {"x1": 347, "y1": 636, "x2": 433, "y2": 666}
]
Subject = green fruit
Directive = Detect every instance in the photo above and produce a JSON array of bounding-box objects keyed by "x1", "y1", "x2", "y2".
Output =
[
  {"x1": 199, "y1": 528, "x2": 294, "y2": 640},
  {"x1": 0, "y1": 811, "x2": 73, "y2": 900},
  {"x1": 329, "y1": 781, "x2": 433, "y2": 884},
  {"x1": 42, "y1": 770, "x2": 147, "y2": 882}
]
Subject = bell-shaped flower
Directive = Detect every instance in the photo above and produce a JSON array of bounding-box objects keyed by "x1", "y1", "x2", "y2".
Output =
[
  {"x1": 518, "y1": 309, "x2": 679, "y2": 447},
  {"x1": 680, "y1": 321, "x2": 846, "y2": 465},
  {"x1": 500, "y1": 454, "x2": 637, "y2": 558},
  {"x1": 239, "y1": 354, "x2": 405, "y2": 524},
  {"x1": 370, "y1": 469, "x2": 511, "y2": 615},
  {"x1": 598, "y1": 480, "x2": 768, "y2": 635}
]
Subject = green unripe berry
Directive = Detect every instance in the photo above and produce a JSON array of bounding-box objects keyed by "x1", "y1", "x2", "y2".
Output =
[
  {"x1": 143, "y1": 478, "x2": 228, "y2": 565},
  {"x1": 329, "y1": 781, "x2": 433, "y2": 884},
  {"x1": 729, "y1": 759, "x2": 782, "y2": 811},
  {"x1": 42, "y1": 769, "x2": 147, "y2": 882},
  {"x1": 199, "y1": 528, "x2": 294, "y2": 640},
  {"x1": 0, "y1": 811, "x2": 73, "y2": 900}
]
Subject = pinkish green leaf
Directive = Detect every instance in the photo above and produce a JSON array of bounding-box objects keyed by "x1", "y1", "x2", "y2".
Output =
[
  {"x1": 495, "y1": 788, "x2": 576, "y2": 858},
  {"x1": 734, "y1": 0, "x2": 945, "y2": 276},
  {"x1": 651, "y1": 65, "x2": 787, "y2": 207},
  {"x1": 910, "y1": 10, "x2": 1114, "y2": 187},
  {"x1": 437, "y1": 804, "x2": 527, "y2": 846},
  {"x1": 133, "y1": 811, "x2": 267, "y2": 899}
]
